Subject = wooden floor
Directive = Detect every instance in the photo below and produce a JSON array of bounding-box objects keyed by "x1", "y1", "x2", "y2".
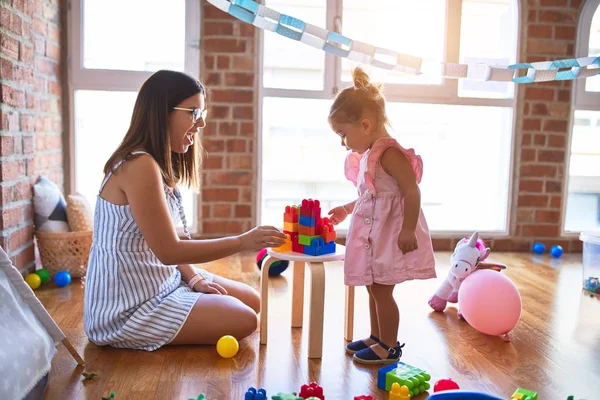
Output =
[{"x1": 38, "y1": 251, "x2": 599, "y2": 400}]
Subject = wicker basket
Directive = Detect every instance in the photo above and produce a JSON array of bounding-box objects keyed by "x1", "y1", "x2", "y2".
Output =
[{"x1": 35, "y1": 230, "x2": 93, "y2": 278}]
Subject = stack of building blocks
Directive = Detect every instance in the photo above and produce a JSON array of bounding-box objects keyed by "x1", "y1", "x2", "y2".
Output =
[
  {"x1": 377, "y1": 362, "x2": 431, "y2": 398},
  {"x1": 275, "y1": 199, "x2": 337, "y2": 256},
  {"x1": 511, "y1": 388, "x2": 538, "y2": 400}
]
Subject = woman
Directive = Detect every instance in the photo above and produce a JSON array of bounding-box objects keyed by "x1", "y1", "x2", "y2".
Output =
[{"x1": 83, "y1": 70, "x2": 286, "y2": 351}]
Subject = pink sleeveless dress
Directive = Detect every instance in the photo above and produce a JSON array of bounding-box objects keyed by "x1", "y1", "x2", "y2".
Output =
[{"x1": 343, "y1": 137, "x2": 436, "y2": 286}]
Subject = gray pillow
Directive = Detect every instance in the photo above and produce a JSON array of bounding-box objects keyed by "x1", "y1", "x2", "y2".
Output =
[{"x1": 32, "y1": 176, "x2": 70, "y2": 232}]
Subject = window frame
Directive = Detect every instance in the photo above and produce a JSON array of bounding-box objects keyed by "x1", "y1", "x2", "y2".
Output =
[
  {"x1": 66, "y1": 0, "x2": 201, "y2": 234},
  {"x1": 562, "y1": 0, "x2": 600, "y2": 235},
  {"x1": 257, "y1": 0, "x2": 521, "y2": 237}
]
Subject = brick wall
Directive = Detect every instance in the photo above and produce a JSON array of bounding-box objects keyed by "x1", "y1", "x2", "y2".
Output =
[
  {"x1": 199, "y1": 0, "x2": 588, "y2": 252},
  {"x1": 0, "y1": 0, "x2": 64, "y2": 272}
]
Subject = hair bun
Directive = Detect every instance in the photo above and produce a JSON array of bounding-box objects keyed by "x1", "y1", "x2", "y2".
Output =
[{"x1": 352, "y1": 67, "x2": 371, "y2": 90}]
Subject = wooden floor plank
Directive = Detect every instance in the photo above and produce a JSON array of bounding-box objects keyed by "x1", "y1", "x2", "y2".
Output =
[{"x1": 36, "y1": 251, "x2": 598, "y2": 400}]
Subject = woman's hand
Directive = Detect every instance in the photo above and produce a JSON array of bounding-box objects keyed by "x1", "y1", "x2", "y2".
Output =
[
  {"x1": 328, "y1": 206, "x2": 349, "y2": 225},
  {"x1": 193, "y1": 280, "x2": 228, "y2": 295},
  {"x1": 397, "y1": 230, "x2": 418, "y2": 254},
  {"x1": 237, "y1": 226, "x2": 287, "y2": 252}
]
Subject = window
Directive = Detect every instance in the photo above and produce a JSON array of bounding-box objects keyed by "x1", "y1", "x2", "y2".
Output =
[
  {"x1": 259, "y1": 0, "x2": 518, "y2": 233},
  {"x1": 68, "y1": 0, "x2": 200, "y2": 232},
  {"x1": 565, "y1": 1, "x2": 600, "y2": 233}
]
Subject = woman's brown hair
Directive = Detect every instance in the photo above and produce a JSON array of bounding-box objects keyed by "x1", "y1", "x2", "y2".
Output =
[
  {"x1": 103, "y1": 70, "x2": 206, "y2": 191},
  {"x1": 328, "y1": 67, "x2": 390, "y2": 129}
]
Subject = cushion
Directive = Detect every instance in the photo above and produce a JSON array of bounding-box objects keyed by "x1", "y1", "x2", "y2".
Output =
[
  {"x1": 32, "y1": 176, "x2": 70, "y2": 232},
  {"x1": 66, "y1": 194, "x2": 93, "y2": 231}
]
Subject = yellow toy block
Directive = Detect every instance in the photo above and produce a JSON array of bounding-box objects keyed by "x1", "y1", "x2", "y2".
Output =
[
  {"x1": 283, "y1": 221, "x2": 298, "y2": 233},
  {"x1": 274, "y1": 234, "x2": 292, "y2": 252},
  {"x1": 389, "y1": 383, "x2": 410, "y2": 400}
]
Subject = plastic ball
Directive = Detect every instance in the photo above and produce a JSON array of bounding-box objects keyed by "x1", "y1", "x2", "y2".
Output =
[
  {"x1": 216, "y1": 335, "x2": 239, "y2": 358},
  {"x1": 256, "y1": 249, "x2": 289, "y2": 276},
  {"x1": 25, "y1": 273, "x2": 41, "y2": 290},
  {"x1": 54, "y1": 271, "x2": 72, "y2": 287},
  {"x1": 434, "y1": 378, "x2": 460, "y2": 392},
  {"x1": 35, "y1": 268, "x2": 50, "y2": 284},
  {"x1": 458, "y1": 270, "x2": 522, "y2": 337},
  {"x1": 550, "y1": 245, "x2": 563, "y2": 258},
  {"x1": 532, "y1": 242, "x2": 545, "y2": 254}
]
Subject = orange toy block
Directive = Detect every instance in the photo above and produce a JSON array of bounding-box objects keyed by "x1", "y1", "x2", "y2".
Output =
[
  {"x1": 284, "y1": 221, "x2": 298, "y2": 233},
  {"x1": 298, "y1": 224, "x2": 316, "y2": 236},
  {"x1": 274, "y1": 234, "x2": 292, "y2": 252},
  {"x1": 321, "y1": 223, "x2": 336, "y2": 243}
]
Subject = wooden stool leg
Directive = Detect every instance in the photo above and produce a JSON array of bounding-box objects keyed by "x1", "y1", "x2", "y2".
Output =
[
  {"x1": 62, "y1": 338, "x2": 85, "y2": 366},
  {"x1": 291, "y1": 261, "x2": 305, "y2": 328},
  {"x1": 344, "y1": 285, "x2": 355, "y2": 342},
  {"x1": 259, "y1": 256, "x2": 276, "y2": 345},
  {"x1": 307, "y1": 262, "x2": 325, "y2": 359}
]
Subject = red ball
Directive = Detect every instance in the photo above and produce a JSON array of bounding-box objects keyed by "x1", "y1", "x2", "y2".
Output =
[{"x1": 433, "y1": 378, "x2": 460, "y2": 392}]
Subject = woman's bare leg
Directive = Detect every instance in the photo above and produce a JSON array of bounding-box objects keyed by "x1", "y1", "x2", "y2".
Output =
[{"x1": 210, "y1": 274, "x2": 260, "y2": 313}]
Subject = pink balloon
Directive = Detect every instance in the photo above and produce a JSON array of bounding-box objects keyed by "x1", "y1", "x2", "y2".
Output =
[{"x1": 458, "y1": 270, "x2": 522, "y2": 336}]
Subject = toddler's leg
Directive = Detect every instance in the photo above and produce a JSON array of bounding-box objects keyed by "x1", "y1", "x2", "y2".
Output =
[
  {"x1": 345, "y1": 286, "x2": 380, "y2": 354},
  {"x1": 353, "y1": 283, "x2": 404, "y2": 365}
]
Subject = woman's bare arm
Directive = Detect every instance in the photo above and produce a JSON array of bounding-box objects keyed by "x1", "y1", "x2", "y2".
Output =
[{"x1": 119, "y1": 155, "x2": 285, "y2": 265}]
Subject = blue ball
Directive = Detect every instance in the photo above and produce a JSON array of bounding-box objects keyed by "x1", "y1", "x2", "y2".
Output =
[
  {"x1": 532, "y1": 242, "x2": 545, "y2": 254},
  {"x1": 54, "y1": 271, "x2": 71, "y2": 287},
  {"x1": 550, "y1": 245, "x2": 563, "y2": 258},
  {"x1": 256, "y1": 253, "x2": 289, "y2": 276}
]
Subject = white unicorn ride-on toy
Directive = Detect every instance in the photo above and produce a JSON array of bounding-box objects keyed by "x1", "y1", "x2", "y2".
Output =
[{"x1": 428, "y1": 232, "x2": 506, "y2": 317}]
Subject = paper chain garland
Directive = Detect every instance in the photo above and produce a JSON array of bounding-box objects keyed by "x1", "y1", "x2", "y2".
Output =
[{"x1": 206, "y1": 0, "x2": 600, "y2": 83}]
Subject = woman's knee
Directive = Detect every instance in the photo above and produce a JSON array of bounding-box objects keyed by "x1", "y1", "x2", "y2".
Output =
[
  {"x1": 234, "y1": 306, "x2": 258, "y2": 339},
  {"x1": 245, "y1": 290, "x2": 260, "y2": 314}
]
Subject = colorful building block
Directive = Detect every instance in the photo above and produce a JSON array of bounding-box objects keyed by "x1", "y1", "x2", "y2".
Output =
[
  {"x1": 245, "y1": 387, "x2": 267, "y2": 400},
  {"x1": 511, "y1": 388, "x2": 538, "y2": 400},
  {"x1": 304, "y1": 238, "x2": 336, "y2": 256},
  {"x1": 280, "y1": 199, "x2": 336, "y2": 256},
  {"x1": 274, "y1": 234, "x2": 292, "y2": 252},
  {"x1": 300, "y1": 199, "x2": 321, "y2": 218},
  {"x1": 298, "y1": 224, "x2": 316, "y2": 236},
  {"x1": 377, "y1": 362, "x2": 431, "y2": 397},
  {"x1": 284, "y1": 221, "x2": 298, "y2": 233},
  {"x1": 321, "y1": 224, "x2": 336, "y2": 243},
  {"x1": 299, "y1": 215, "x2": 316, "y2": 227},
  {"x1": 272, "y1": 393, "x2": 303, "y2": 400},
  {"x1": 284, "y1": 206, "x2": 299, "y2": 223},
  {"x1": 299, "y1": 234, "x2": 321, "y2": 246},
  {"x1": 354, "y1": 396, "x2": 375, "y2": 400},
  {"x1": 390, "y1": 383, "x2": 410, "y2": 400},
  {"x1": 299, "y1": 382, "x2": 324, "y2": 400}
]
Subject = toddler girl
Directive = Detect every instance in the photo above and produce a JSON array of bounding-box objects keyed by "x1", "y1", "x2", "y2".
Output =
[{"x1": 328, "y1": 67, "x2": 436, "y2": 365}]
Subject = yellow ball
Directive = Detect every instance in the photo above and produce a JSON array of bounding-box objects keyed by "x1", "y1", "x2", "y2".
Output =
[
  {"x1": 25, "y1": 273, "x2": 41, "y2": 290},
  {"x1": 216, "y1": 335, "x2": 239, "y2": 358}
]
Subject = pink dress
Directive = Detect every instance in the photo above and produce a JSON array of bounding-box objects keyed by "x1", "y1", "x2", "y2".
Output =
[{"x1": 343, "y1": 137, "x2": 436, "y2": 286}]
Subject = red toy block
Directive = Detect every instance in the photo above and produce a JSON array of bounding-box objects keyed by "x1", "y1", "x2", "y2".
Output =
[
  {"x1": 284, "y1": 206, "x2": 299, "y2": 223},
  {"x1": 315, "y1": 216, "x2": 323, "y2": 235},
  {"x1": 299, "y1": 382, "x2": 324, "y2": 400},
  {"x1": 291, "y1": 232, "x2": 303, "y2": 253},
  {"x1": 321, "y1": 224, "x2": 336, "y2": 243},
  {"x1": 300, "y1": 199, "x2": 321, "y2": 219},
  {"x1": 298, "y1": 225, "x2": 316, "y2": 236},
  {"x1": 354, "y1": 396, "x2": 374, "y2": 400}
]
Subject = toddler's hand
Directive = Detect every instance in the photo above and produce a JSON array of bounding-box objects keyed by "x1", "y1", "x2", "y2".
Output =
[
  {"x1": 397, "y1": 230, "x2": 418, "y2": 254},
  {"x1": 237, "y1": 225, "x2": 287, "y2": 251},
  {"x1": 328, "y1": 206, "x2": 348, "y2": 225}
]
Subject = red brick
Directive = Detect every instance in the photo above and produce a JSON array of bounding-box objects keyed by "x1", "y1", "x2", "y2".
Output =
[
  {"x1": 32, "y1": 17, "x2": 47, "y2": 35},
  {"x1": 539, "y1": 10, "x2": 577, "y2": 24},
  {"x1": 205, "y1": 72, "x2": 220, "y2": 86},
  {"x1": 36, "y1": 134, "x2": 62, "y2": 151},
  {"x1": 517, "y1": 209, "x2": 536, "y2": 223},
  {"x1": 547, "y1": 135, "x2": 565, "y2": 148},
  {"x1": 522, "y1": 118, "x2": 541, "y2": 131},
  {"x1": 235, "y1": 204, "x2": 252, "y2": 218},
  {"x1": 549, "y1": 195, "x2": 562, "y2": 208},
  {"x1": 1, "y1": 180, "x2": 31, "y2": 204},
  {"x1": 1, "y1": 111, "x2": 19, "y2": 131},
  {"x1": 227, "y1": 155, "x2": 252, "y2": 170},
  {"x1": 226, "y1": 138, "x2": 246, "y2": 152},
  {"x1": 203, "y1": 221, "x2": 243, "y2": 235},
  {"x1": 209, "y1": 171, "x2": 252, "y2": 186},
  {"x1": 12, "y1": 244, "x2": 35, "y2": 270},
  {"x1": 520, "y1": 164, "x2": 556, "y2": 178},
  {"x1": 0, "y1": 57, "x2": 13, "y2": 80},
  {"x1": 545, "y1": 180, "x2": 562, "y2": 193},
  {"x1": 205, "y1": 21, "x2": 234, "y2": 36},
  {"x1": 19, "y1": 43, "x2": 33, "y2": 63},
  {"x1": 48, "y1": 24, "x2": 60, "y2": 43},
  {"x1": 532, "y1": 103, "x2": 548, "y2": 116},
  {"x1": 20, "y1": 115, "x2": 34, "y2": 132},
  {"x1": 0, "y1": 85, "x2": 25, "y2": 108},
  {"x1": 0, "y1": 6, "x2": 23, "y2": 35},
  {"x1": 521, "y1": 224, "x2": 559, "y2": 237},
  {"x1": 213, "y1": 204, "x2": 232, "y2": 218},
  {"x1": 535, "y1": 210, "x2": 560, "y2": 223},
  {"x1": 240, "y1": 122, "x2": 254, "y2": 137},
  {"x1": 528, "y1": 10, "x2": 537, "y2": 23},
  {"x1": 543, "y1": 119, "x2": 567, "y2": 132},
  {"x1": 218, "y1": 122, "x2": 237, "y2": 136},
  {"x1": 46, "y1": 42, "x2": 59, "y2": 60},
  {"x1": 521, "y1": 133, "x2": 532, "y2": 146},
  {"x1": 204, "y1": 38, "x2": 246, "y2": 53},
  {"x1": 203, "y1": 138, "x2": 225, "y2": 152},
  {"x1": 0, "y1": 135, "x2": 20, "y2": 156},
  {"x1": 521, "y1": 148, "x2": 537, "y2": 162},
  {"x1": 554, "y1": 25, "x2": 575, "y2": 40},
  {"x1": 233, "y1": 106, "x2": 253, "y2": 120},
  {"x1": 203, "y1": 122, "x2": 218, "y2": 136},
  {"x1": 541, "y1": 0, "x2": 568, "y2": 6},
  {"x1": 13, "y1": 0, "x2": 31, "y2": 17},
  {"x1": 527, "y1": 39, "x2": 568, "y2": 55},
  {"x1": 525, "y1": 87, "x2": 554, "y2": 101},
  {"x1": 224, "y1": 72, "x2": 254, "y2": 87},
  {"x1": 0, "y1": 159, "x2": 26, "y2": 181},
  {"x1": 1, "y1": 33, "x2": 19, "y2": 59},
  {"x1": 528, "y1": 24, "x2": 553, "y2": 38},
  {"x1": 34, "y1": 37, "x2": 45, "y2": 55},
  {"x1": 547, "y1": 103, "x2": 569, "y2": 118},
  {"x1": 208, "y1": 106, "x2": 229, "y2": 120},
  {"x1": 202, "y1": 205, "x2": 210, "y2": 219},
  {"x1": 36, "y1": 58, "x2": 58, "y2": 75},
  {"x1": 557, "y1": 89, "x2": 571, "y2": 102},
  {"x1": 519, "y1": 180, "x2": 544, "y2": 192},
  {"x1": 241, "y1": 187, "x2": 252, "y2": 203},
  {"x1": 0, "y1": 204, "x2": 33, "y2": 230},
  {"x1": 203, "y1": 3, "x2": 232, "y2": 19},
  {"x1": 518, "y1": 194, "x2": 549, "y2": 207},
  {"x1": 534, "y1": 134, "x2": 546, "y2": 146},
  {"x1": 201, "y1": 188, "x2": 239, "y2": 202},
  {"x1": 202, "y1": 155, "x2": 222, "y2": 169},
  {"x1": 538, "y1": 149, "x2": 564, "y2": 163},
  {"x1": 8, "y1": 225, "x2": 34, "y2": 253},
  {"x1": 239, "y1": 23, "x2": 254, "y2": 37},
  {"x1": 232, "y1": 55, "x2": 255, "y2": 70},
  {"x1": 203, "y1": 55, "x2": 215, "y2": 70},
  {"x1": 22, "y1": 136, "x2": 34, "y2": 154},
  {"x1": 217, "y1": 56, "x2": 230, "y2": 69},
  {"x1": 26, "y1": 92, "x2": 39, "y2": 109},
  {"x1": 211, "y1": 89, "x2": 253, "y2": 103}
]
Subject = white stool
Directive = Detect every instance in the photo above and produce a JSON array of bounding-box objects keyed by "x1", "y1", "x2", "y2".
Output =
[{"x1": 259, "y1": 245, "x2": 355, "y2": 359}]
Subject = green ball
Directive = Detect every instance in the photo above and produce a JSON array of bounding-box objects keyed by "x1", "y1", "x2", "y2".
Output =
[{"x1": 35, "y1": 268, "x2": 50, "y2": 284}]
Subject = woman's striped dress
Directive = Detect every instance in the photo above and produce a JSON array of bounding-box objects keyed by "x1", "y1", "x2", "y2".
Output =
[{"x1": 83, "y1": 151, "x2": 212, "y2": 351}]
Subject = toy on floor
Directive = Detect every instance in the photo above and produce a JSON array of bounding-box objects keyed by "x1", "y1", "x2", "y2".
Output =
[
  {"x1": 389, "y1": 382, "x2": 410, "y2": 400},
  {"x1": 428, "y1": 232, "x2": 505, "y2": 314},
  {"x1": 101, "y1": 392, "x2": 115, "y2": 400},
  {"x1": 377, "y1": 362, "x2": 431, "y2": 397},
  {"x1": 532, "y1": 242, "x2": 563, "y2": 258},
  {"x1": 354, "y1": 396, "x2": 375, "y2": 400},
  {"x1": 276, "y1": 199, "x2": 337, "y2": 256},
  {"x1": 24, "y1": 268, "x2": 51, "y2": 290},
  {"x1": 272, "y1": 393, "x2": 303, "y2": 400},
  {"x1": 216, "y1": 335, "x2": 239, "y2": 358},
  {"x1": 434, "y1": 378, "x2": 460, "y2": 392},
  {"x1": 511, "y1": 388, "x2": 538, "y2": 400},
  {"x1": 427, "y1": 390, "x2": 504, "y2": 399},
  {"x1": 458, "y1": 268, "x2": 522, "y2": 341},
  {"x1": 245, "y1": 387, "x2": 267, "y2": 400},
  {"x1": 299, "y1": 382, "x2": 324, "y2": 399},
  {"x1": 256, "y1": 248, "x2": 289, "y2": 276},
  {"x1": 54, "y1": 270, "x2": 72, "y2": 287}
]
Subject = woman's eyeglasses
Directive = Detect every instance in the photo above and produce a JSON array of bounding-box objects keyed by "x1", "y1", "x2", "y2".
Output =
[{"x1": 173, "y1": 107, "x2": 207, "y2": 124}]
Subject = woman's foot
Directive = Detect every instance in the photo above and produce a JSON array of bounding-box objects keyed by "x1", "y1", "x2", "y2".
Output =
[
  {"x1": 345, "y1": 334, "x2": 380, "y2": 355},
  {"x1": 352, "y1": 341, "x2": 405, "y2": 365}
]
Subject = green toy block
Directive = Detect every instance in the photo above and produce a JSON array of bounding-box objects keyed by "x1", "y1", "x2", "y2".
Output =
[
  {"x1": 299, "y1": 234, "x2": 320, "y2": 246},
  {"x1": 385, "y1": 362, "x2": 431, "y2": 397},
  {"x1": 511, "y1": 388, "x2": 538, "y2": 400},
  {"x1": 271, "y1": 392, "x2": 303, "y2": 400}
]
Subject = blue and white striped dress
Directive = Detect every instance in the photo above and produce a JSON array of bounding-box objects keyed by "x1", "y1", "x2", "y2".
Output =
[{"x1": 83, "y1": 151, "x2": 212, "y2": 351}]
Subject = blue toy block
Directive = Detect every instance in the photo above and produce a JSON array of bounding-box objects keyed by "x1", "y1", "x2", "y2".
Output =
[
  {"x1": 427, "y1": 390, "x2": 504, "y2": 400},
  {"x1": 304, "y1": 238, "x2": 336, "y2": 256},
  {"x1": 245, "y1": 387, "x2": 267, "y2": 400},
  {"x1": 299, "y1": 215, "x2": 315, "y2": 227},
  {"x1": 377, "y1": 361, "x2": 431, "y2": 397}
]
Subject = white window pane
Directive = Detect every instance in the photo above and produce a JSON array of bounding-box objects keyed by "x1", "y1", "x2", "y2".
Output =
[
  {"x1": 83, "y1": 0, "x2": 186, "y2": 72},
  {"x1": 458, "y1": 0, "x2": 517, "y2": 99},
  {"x1": 74, "y1": 90, "x2": 194, "y2": 230},
  {"x1": 565, "y1": 110, "x2": 600, "y2": 232},
  {"x1": 585, "y1": 5, "x2": 600, "y2": 92},
  {"x1": 261, "y1": 97, "x2": 512, "y2": 232},
  {"x1": 341, "y1": 0, "x2": 446, "y2": 85},
  {"x1": 262, "y1": 0, "x2": 326, "y2": 90}
]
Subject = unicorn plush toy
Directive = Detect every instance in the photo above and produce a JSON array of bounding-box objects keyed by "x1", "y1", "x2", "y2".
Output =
[{"x1": 428, "y1": 232, "x2": 505, "y2": 315}]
